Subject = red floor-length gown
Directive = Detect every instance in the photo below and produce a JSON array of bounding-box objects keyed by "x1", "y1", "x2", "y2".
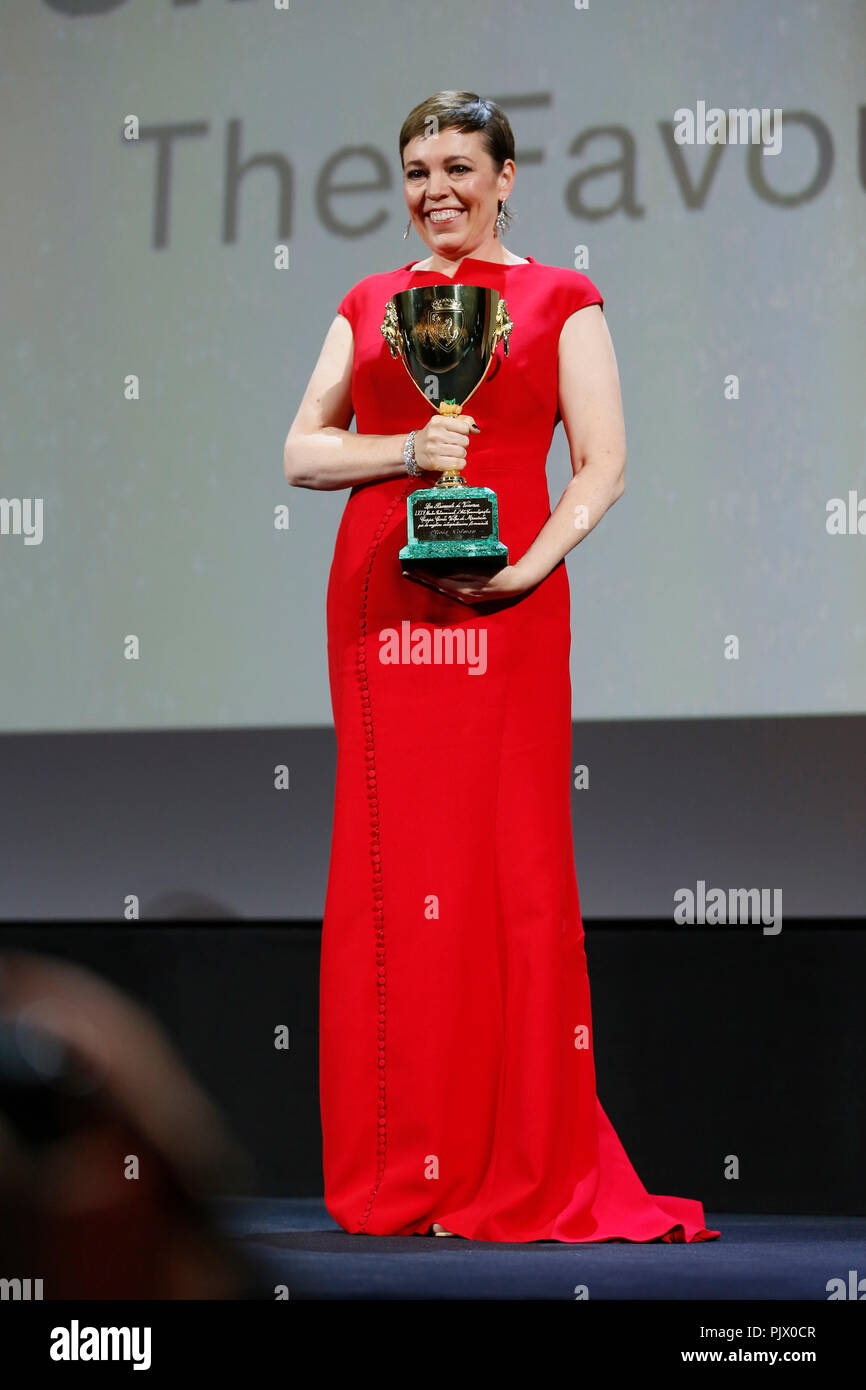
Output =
[{"x1": 320, "y1": 254, "x2": 719, "y2": 1243}]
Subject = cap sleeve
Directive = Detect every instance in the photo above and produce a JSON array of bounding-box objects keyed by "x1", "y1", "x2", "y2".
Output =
[
  {"x1": 336, "y1": 281, "x2": 360, "y2": 333},
  {"x1": 564, "y1": 270, "x2": 603, "y2": 314}
]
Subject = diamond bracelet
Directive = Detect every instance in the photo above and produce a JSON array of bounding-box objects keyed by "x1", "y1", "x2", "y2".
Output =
[{"x1": 403, "y1": 429, "x2": 419, "y2": 477}]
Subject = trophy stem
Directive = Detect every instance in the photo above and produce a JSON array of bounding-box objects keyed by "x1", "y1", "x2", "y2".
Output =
[{"x1": 436, "y1": 400, "x2": 465, "y2": 488}]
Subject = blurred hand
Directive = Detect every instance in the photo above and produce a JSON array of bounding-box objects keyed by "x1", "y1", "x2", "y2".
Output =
[{"x1": 401, "y1": 560, "x2": 539, "y2": 606}]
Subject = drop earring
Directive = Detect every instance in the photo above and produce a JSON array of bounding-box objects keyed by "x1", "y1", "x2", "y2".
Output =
[
  {"x1": 403, "y1": 220, "x2": 411, "y2": 239},
  {"x1": 496, "y1": 201, "x2": 508, "y2": 235}
]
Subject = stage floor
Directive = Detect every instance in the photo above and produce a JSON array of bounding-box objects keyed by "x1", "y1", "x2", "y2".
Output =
[{"x1": 212, "y1": 1198, "x2": 865, "y2": 1300}]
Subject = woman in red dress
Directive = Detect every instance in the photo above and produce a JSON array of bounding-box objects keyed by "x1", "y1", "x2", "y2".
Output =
[{"x1": 285, "y1": 92, "x2": 719, "y2": 1244}]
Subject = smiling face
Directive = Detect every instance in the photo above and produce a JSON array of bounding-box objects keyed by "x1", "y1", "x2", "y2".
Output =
[{"x1": 402, "y1": 127, "x2": 514, "y2": 260}]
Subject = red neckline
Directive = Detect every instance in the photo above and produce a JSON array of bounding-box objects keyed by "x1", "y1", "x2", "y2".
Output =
[{"x1": 402, "y1": 254, "x2": 536, "y2": 278}]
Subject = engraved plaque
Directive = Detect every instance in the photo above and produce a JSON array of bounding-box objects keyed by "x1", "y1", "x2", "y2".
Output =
[{"x1": 412, "y1": 495, "x2": 494, "y2": 543}]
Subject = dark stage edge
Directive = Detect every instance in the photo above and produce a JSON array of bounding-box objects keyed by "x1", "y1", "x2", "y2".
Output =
[{"x1": 212, "y1": 1198, "x2": 865, "y2": 1300}]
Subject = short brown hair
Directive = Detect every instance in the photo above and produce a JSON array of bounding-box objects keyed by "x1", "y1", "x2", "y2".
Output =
[{"x1": 399, "y1": 91, "x2": 515, "y2": 230}]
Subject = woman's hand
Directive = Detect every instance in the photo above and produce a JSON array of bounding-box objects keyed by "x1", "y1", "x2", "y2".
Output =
[
  {"x1": 401, "y1": 559, "x2": 540, "y2": 606},
  {"x1": 414, "y1": 413, "x2": 480, "y2": 475}
]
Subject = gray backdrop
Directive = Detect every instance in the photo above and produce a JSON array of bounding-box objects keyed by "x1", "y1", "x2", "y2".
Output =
[
  {"x1": 2, "y1": 0, "x2": 864, "y2": 732},
  {"x1": 1, "y1": 0, "x2": 864, "y2": 921}
]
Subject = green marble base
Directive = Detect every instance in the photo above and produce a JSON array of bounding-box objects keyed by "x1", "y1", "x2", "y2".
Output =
[
  {"x1": 399, "y1": 482, "x2": 508, "y2": 575},
  {"x1": 399, "y1": 545, "x2": 508, "y2": 576}
]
